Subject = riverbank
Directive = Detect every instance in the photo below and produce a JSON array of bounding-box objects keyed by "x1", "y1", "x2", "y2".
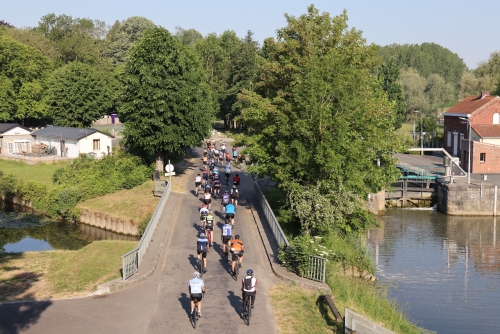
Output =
[{"x1": 0, "y1": 240, "x2": 136, "y2": 302}]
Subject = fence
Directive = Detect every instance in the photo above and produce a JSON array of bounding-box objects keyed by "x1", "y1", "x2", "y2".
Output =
[
  {"x1": 121, "y1": 180, "x2": 171, "y2": 280},
  {"x1": 254, "y1": 180, "x2": 327, "y2": 283}
]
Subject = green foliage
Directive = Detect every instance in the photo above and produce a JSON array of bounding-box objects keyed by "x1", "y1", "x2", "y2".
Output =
[
  {"x1": 237, "y1": 6, "x2": 402, "y2": 234},
  {"x1": 120, "y1": 27, "x2": 213, "y2": 159},
  {"x1": 108, "y1": 16, "x2": 156, "y2": 64},
  {"x1": 175, "y1": 26, "x2": 203, "y2": 46},
  {"x1": 0, "y1": 74, "x2": 17, "y2": 121},
  {"x1": 376, "y1": 58, "x2": 406, "y2": 129},
  {"x1": 2, "y1": 27, "x2": 62, "y2": 65},
  {"x1": 138, "y1": 213, "x2": 152, "y2": 235},
  {"x1": 45, "y1": 62, "x2": 110, "y2": 127},
  {"x1": 378, "y1": 42, "x2": 467, "y2": 88}
]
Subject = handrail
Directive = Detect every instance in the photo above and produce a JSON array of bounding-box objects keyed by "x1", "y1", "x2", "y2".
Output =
[{"x1": 121, "y1": 180, "x2": 171, "y2": 280}]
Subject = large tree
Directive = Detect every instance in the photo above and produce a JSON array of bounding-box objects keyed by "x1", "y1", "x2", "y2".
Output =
[
  {"x1": 107, "y1": 16, "x2": 156, "y2": 64},
  {"x1": 236, "y1": 6, "x2": 402, "y2": 234},
  {"x1": 120, "y1": 27, "x2": 213, "y2": 171},
  {"x1": 377, "y1": 58, "x2": 406, "y2": 129},
  {"x1": 45, "y1": 62, "x2": 110, "y2": 127}
]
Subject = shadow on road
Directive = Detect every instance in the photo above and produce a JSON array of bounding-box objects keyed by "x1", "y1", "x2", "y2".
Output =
[
  {"x1": 0, "y1": 299, "x2": 52, "y2": 334},
  {"x1": 188, "y1": 254, "x2": 199, "y2": 270},
  {"x1": 227, "y1": 291, "x2": 243, "y2": 318},
  {"x1": 177, "y1": 292, "x2": 192, "y2": 318}
]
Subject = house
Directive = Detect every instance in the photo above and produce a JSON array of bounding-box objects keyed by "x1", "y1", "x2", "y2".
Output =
[
  {"x1": 443, "y1": 91, "x2": 500, "y2": 173},
  {"x1": 31, "y1": 126, "x2": 114, "y2": 158},
  {"x1": 0, "y1": 123, "x2": 32, "y2": 154}
]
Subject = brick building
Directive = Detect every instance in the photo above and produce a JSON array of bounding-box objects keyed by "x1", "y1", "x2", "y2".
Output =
[{"x1": 443, "y1": 91, "x2": 500, "y2": 173}]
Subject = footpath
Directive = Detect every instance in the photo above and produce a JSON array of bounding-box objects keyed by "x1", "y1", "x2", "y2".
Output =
[{"x1": 0, "y1": 140, "x2": 283, "y2": 334}]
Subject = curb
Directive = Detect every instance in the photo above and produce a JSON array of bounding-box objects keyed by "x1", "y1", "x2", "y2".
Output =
[{"x1": 246, "y1": 196, "x2": 332, "y2": 293}]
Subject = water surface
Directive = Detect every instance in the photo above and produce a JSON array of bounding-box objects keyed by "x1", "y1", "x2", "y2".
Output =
[{"x1": 368, "y1": 209, "x2": 500, "y2": 333}]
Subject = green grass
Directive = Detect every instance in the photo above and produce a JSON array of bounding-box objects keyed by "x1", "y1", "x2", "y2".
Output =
[
  {"x1": 0, "y1": 159, "x2": 69, "y2": 189},
  {"x1": 270, "y1": 283, "x2": 341, "y2": 334},
  {"x1": 48, "y1": 240, "x2": 136, "y2": 294}
]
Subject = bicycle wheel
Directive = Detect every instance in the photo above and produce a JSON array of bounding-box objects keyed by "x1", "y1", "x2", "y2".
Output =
[
  {"x1": 198, "y1": 259, "x2": 203, "y2": 277},
  {"x1": 192, "y1": 304, "x2": 198, "y2": 328},
  {"x1": 247, "y1": 298, "x2": 252, "y2": 325},
  {"x1": 207, "y1": 230, "x2": 212, "y2": 247}
]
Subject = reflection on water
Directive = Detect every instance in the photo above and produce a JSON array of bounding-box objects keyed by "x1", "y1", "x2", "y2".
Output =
[
  {"x1": 0, "y1": 205, "x2": 139, "y2": 253},
  {"x1": 368, "y1": 210, "x2": 500, "y2": 334}
]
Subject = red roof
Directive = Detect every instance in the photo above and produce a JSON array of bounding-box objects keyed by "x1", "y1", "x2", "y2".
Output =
[
  {"x1": 472, "y1": 124, "x2": 500, "y2": 138},
  {"x1": 445, "y1": 95, "x2": 499, "y2": 115}
]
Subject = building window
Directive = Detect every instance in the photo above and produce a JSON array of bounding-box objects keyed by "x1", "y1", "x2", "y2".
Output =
[
  {"x1": 480, "y1": 153, "x2": 486, "y2": 162},
  {"x1": 7, "y1": 143, "x2": 13, "y2": 154},
  {"x1": 459, "y1": 133, "x2": 464, "y2": 149},
  {"x1": 93, "y1": 139, "x2": 100, "y2": 151},
  {"x1": 494, "y1": 113, "x2": 500, "y2": 124},
  {"x1": 447, "y1": 131, "x2": 451, "y2": 147}
]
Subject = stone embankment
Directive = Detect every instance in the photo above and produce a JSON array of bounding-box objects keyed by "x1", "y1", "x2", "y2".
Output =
[{"x1": 78, "y1": 209, "x2": 139, "y2": 236}]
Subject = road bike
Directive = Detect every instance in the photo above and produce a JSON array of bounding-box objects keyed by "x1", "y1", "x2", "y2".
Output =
[
  {"x1": 232, "y1": 252, "x2": 242, "y2": 280},
  {"x1": 191, "y1": 294, "x2": 203, "y2": 329},
  {"x1": 205, "y1": 228, "x2": 213, "y2": 247},
  {"x1": 243, "y1": 294, "x2": 252, "y2": 326},
  {"x1": 197, "y1": 257, "x2": 206, "y2": 277}
]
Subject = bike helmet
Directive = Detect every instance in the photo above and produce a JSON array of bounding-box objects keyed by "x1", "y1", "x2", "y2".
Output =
[
  {"x1": 246, "y1": 269, "x2": 253, "y2": 276},
  {"x1": 233, "y1": 185, "x2": 237, "y2": 189},
  {"x1": 235, "y1": 234, "x2": 240, "y2": 239},
  {"x1": 199, "y1": 232, "x2": 206, "y2": 238},
  {"x1": 193, "y1": 271, "x2": 201, "y2": 278},
  {"x1": 224, "y1": 190, "x2": 229, "y2": 193}
]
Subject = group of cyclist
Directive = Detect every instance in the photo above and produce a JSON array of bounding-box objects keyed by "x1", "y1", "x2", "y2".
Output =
[{"x1": 189, "y1": 139, "x2": 257, "y2": 319}]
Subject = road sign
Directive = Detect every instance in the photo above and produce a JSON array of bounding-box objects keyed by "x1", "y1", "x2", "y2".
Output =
[
  {"x1": 165, "y1": 172, "x2": 176, "y2": 176},
  {"x1": 165, "y1": 164, "x2": 174, "y2": 172}
]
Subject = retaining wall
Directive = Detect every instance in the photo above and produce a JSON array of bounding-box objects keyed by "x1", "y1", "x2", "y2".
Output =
[
  {"x1": 438, "y1": 182, "x2": 498, "y2": 215},
  {"x1": 79, "y1": 209, "x2": 140, "y2": 236}
]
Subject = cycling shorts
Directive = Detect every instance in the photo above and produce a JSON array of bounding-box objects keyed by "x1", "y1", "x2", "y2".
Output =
[
  {"x1": 226, "y1": 213, "x2": 235, "y2": 219},
  {"x1": 204, "y1": 198, "x2": 212, "y2": 204},
  {"x1": 214, "y1": 184, "x2": 220, "y2": 188},
  {"x1": 222, "y1": 202, "x2": 229, "y2": 207},
  {"x1": 195, "y1": 181, "x2": 201, "y2": 187},
  {"x1": 231, "y1": 193, "x2": 239, "y2": 199},
  {"x1": 222, "y1": 235, "x2": 232, "y2": 244},
  {"x1": 205, "y1": 224, "x2": 214, "y2": 231},
  {"x1": 231, "y1": 251, "x2": 243, "y2": 261},
  {"x1": 197, "y1": 250, "x2": 207, "y2": 258},
  {"x1": 190, "y1": 293, "x2": 203, "y2": 301}
]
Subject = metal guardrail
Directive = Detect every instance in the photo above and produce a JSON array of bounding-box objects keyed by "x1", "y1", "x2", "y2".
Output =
[
  {"x1": 254, "y1": 180, "x2": 327, "y2": 283},
  {"x1": 254, "y1": 180, "x2": 289, "y2": 247},
  {"x1": 121, "y1": 180, "x2": 171, "y2": 280}
]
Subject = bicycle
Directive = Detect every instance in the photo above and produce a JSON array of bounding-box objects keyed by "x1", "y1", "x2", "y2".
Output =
[
  {"x1": 205, "y1": 228, "x2": 213, "y2": 248},
  {"x1": 195, "y1": 183, "x2": 201, "y2": 197},
  {"x1": 243, "y1": 294, "x2": 252, "y2": 325},
  {"x1": 191, "y1": 294, "x2": 203, "y2": 328},
  {"x1": 197, "y1": 258, "x2": 205, "y2": 277},
  {"x1": 232, "y1": 252, "x2": 241, "y2": 280}
]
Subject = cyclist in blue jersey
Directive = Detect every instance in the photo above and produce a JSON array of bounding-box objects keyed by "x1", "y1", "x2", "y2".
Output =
[
  {"x1": 233, "y1": 149, "x2": 238, "y2": 161},
  {"x1": 225, "y1": 202, "x2": 236, "y2": 225},
  {"x1": 221, "y1": 221, "x2": 232, "y2": 256},
  {"x1": 189, "y1": 271, "x2": 205, "y2": 317},
  {"x1": 197, "y1": 232, "x2": 209, "y2": 273}
]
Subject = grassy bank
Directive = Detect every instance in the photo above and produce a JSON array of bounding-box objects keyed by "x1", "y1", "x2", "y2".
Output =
[
  {"x1": 0, "y1": 159, "x2": 69, "y2": 189},
  {"x1": 0, "y1": 240, "x2": 136, "y2": 301}
]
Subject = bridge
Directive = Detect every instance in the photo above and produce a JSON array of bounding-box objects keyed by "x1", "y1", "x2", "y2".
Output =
[{"x1": 0, "y1": 138, "x2": 333, "y2": 334}]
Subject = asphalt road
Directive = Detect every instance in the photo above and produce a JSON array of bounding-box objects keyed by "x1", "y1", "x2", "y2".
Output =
[{"x1": 0, "y1": 143, "x2": 278, "y2": 334}]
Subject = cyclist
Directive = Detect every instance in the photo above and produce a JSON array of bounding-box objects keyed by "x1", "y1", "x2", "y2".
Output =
[
  {"x1": 204, "y1": 211, "x2": 215, "y2": 246},
  {"x1": 203, "y1": 185, "x2": 212, "y2": 209},
  {"x1": 233, "y1": 174, "x2": 240, "y2": 187},
  {"x1": 199, "y1": 204, "x2": 209, "y2": 223},
  {"x1": 219, "y1": 139, "x2": 223, "y2": 147},
  {"x1": 221, "y1": 142, "x2": 226, "y2": 154},
  {"x1": 218, "y1": 151, "x2": 224, "y2": 165},
  {"x1": 221, "y1": 221, "x2": 232, "y2": 256},
  {"x1": 225, "y1": 153, "x2": 231, "y2": 163},
  {"x1": 224, "y1": 164, "x2": 231, "y2": 184},
  {"x1": 209, "y1": 159, "x2": 215, "y2": 171},
  {"x1": 221, "y1": 190, "x2": 231, "y2": 213},
  {"x1": 197, "y1": 232, "x2": 209, "y2": 273},
  {"x1": 203, "y1": 148, "x2": 208, "y2": 157},
  {"x1": 188, "y1": 271, "x2": 205, "y2": 317},
  {"x1": 231, "y1": 185, "x2": 239, "y2": 208},
  {"x1": 213, "y1": 177, "x2": 221, "y2": 199},
  {"x1": 202, "y1": 168, "x2": 209, "y2": 182},
  {"x1": 242, "y1": 269, "x2": 257, "y2": 311},
  {"x1": 206, "y1": 139, "x2": 211, "y2": 149},
  {"x1": 225, "y1": 202, "x2": 236, "y2": 225},
  {"x1": 195, "y1": 174, "x2": 202, "y2": 193},
  {"x1": 233, "y1": 148, "x2": 238, "y2": 161},
  {"x1": 202, "y1": 155, "x2": 208, "y2": 166},
  {"x1": 229, "y1": 234, "x2": 244, "y2": 276}
]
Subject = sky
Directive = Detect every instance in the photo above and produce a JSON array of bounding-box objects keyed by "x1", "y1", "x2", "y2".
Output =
[{"x1": 3, "y1": 0, "x2": 500, "y2": 69}]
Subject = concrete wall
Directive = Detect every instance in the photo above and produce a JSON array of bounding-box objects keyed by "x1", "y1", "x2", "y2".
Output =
[
  {"x1": 367, "y1": 191, "x2": 386, "y2": 214},
  {"x1": 438, "y1": 182, "x2": 498, "y2": 216},
  {"x1": 79, "y1": 209, "x2": 140, "y2": 236},
  {"x1": 77, "y1": 132, "x2": 113, "y2": 158}
]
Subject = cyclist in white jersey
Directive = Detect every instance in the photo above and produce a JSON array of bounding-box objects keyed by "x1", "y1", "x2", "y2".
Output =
[
  {"x1": 221, "y1": 190, "x2": 231, "y2": 213},
  {"x1": 221, "y1": 222, "x2": 232, "y2": 256},
  {"x1": 189, "y1": 271, "x2": 205, "y2": 317},
  {"x1": 195, "y1": 174, "x2": 202, "y2": 193},
  {"x1": 199, "y1": 204, "x2": 209, "y2": 223}
]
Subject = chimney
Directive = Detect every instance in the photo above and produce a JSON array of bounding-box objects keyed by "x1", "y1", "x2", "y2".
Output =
[{"x1": 480, "y1": 91, "x2": 490, "y2": 99}]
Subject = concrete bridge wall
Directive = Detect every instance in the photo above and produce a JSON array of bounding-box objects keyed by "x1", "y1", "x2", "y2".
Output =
[{"x1": 438, "y1": 182, "x2": 498, "y2": 216}]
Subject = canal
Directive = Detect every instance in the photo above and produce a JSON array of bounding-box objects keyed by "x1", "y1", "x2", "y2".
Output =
[{"x1": 368, "y1": 209, "x2": 500, "y2": 333}]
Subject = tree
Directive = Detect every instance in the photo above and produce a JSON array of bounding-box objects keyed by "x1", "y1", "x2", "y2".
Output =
[
  {"x1": 400, "y1": 68, "x2": 429, "y2": 116},
  {"x1": 108, "y1": 16, "x2": 156, "y2": 64},
  {"x1": 45, "y1": 62, "x2": 110, "y2": 127},
  {"x1": 175, "y1": 26, "x2": 202, "y2": 46},
  {"x1": 425, "y1": 74, "x2": 455, "y2": 109},
  {"x1": 3, "y1": 27, "x2": 62, "y2": 65},
  {"x1": 0, "y1": 75, "x2": 16, "y2": 121},
  {"x1": 377, "y1": 58, "x2": 406, "y2": 129},
  {"x1": 119, "y1": 27, "x2": 213, "y2": 171},
  {"x1": 236, "y1": 6, "x2": 402, "y2": 234}
]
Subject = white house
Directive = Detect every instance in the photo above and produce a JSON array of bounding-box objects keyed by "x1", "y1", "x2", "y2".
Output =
[
  {"x1": 0, "y1": 123, "x2": 32, "y2": 154},
  {"x1": 31, "y1": 126, "x2": 114, "y2": 158}
]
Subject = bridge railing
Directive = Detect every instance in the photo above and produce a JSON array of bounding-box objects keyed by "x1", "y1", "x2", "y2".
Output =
[
  {"x1": 254, "y1": 180, "x2": 327, "y2": 283},
  {"x1": 121, "y1": 180, "x2": 171, "y2": 280}
]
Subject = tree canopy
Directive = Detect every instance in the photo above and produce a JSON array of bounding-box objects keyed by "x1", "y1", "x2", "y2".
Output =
[
  {"x1": 236, "y1": 6, "x2": 402, "y2": 234},
  {"x1": 119, "y1": 27, "x2": 213, "y2": 169},
  {"x1": 45, "y1": 62, "x2": 110, "y2": 127}
]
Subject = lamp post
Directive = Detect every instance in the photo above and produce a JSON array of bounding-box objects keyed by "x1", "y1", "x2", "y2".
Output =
[
  {"x1": 414, "y1": 111, "x2": 423, "y2": 155},
  {"x1": 459, "y1": 117, "x2": 471, "y2": 184}
]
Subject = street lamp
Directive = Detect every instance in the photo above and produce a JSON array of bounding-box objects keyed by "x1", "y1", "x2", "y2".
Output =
[
  {"x1": 459, "y1": 117, "x2": 471, "y2": 184},
  {"x1": 414, "y1": 111, "x2": 423, "y2": 155}
]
